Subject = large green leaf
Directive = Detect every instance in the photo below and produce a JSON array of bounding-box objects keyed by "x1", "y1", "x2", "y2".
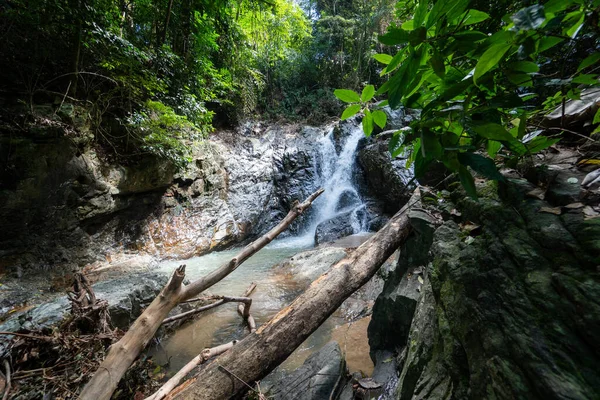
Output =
[
  {"x1": 373, "y1": 54, "x2": 393, "y2": 64},
  {"x1": 458, "y1": 166, "x2": 478, "y2": 199},
  {"x1": 508, "y1": 61, "x2": 539, "y2": 73},
  {"x1": 487, "y1": 140, "x2": 502, "y2": 158},
  {"x1": 544, "y1": 0, "x2": 577, "y2": 14},
  {"x1": 526, "y1": 136, "x2": 560, "y2": 153},
  {"x1": 430, "y1": 52, "x2": 445, "y2": 78},
  {"x1": 341, "y1": 104, "x2": 361, "y2": 120},
  {"x1": 372, "y1": 110, "x2": 387, "y2": 129},
  {"x1": 458, "y1": 152, "x2": 504, "y2": 181},
  {"x1": 578, "y1": 53, "x2": 600, "y2": 72},
  {"x1": 379, "y1": 28, "x2": 411, "y2": 46},
  {"x1": 334, "y1": 89, "x2": 360, "y2": 103},
  {"x1": 474, "y1": 42, "x2": 512, "y2": 83},
  {"x1": 472, "y1": 123, "x2": 527, "y2": 154},
  {"x1": 538, "y1": 36, "x2": 563, "y2": 52},
  {"x1": 362, "y1": 110, "x2": 374, "y2": 137},
  {"x1": 421, "y1": 130, "x2": 443, "y2": 160},
  {"x1": 414, "y1": 0, "x2": 428, "y2": 26},
  {"x1": 461, "y1": 10, "x2": 490, "y2": 26},
  {"x1": 361, "y1": 85, "x2": 375, "y2": 102}
]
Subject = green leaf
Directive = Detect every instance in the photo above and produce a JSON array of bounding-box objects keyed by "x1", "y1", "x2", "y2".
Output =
[
  {"x1": 544, "y1": 0, "x2": 576, "y2": 14},
  {"x1": 341, "y1": 104, "x2": 361, "y2": 120},
  {"x1": 334, "y1": 89, "x2": 361, "y2": 103},
  {"x1": 474, "y1": 43, "x2": 512, "y2": 84},
  {"x1": 430, "y1": 52, "x2": 445, "y2": 78},
  {"x1": 362, "y1": 110, "x2": 374, "y2": 137},
  {"x1": 578, "y1": 53, "x2": 600, "y2": 72},
  {"x1": 372, "y1": 110, "x2": 388, "y2": 129},
  {"x1": 461, "y1": 10, "x2": 490, "y2": 26},
  {"x1": 572, "y1": 74, "x2": 600, "y2": 85},
  {"x1": 401, "y1": 20, "x2": 415, "y2": 30},
  {"x1": 421, "y1": 130, "x2": 443, "y2": 160},
  {"x1": 414, "y1": 0, "x2": 428, "y2": 26},
  {"x1": 458, "y1": 153, "x2": 504, "y2": 181},
  {"x1": 508, "y1": 61, "x2": 539, "y2": 73},
  {"x1": 458, "y1": 166, "x2": 478, "y2": 199},
  {"x1": 373, "y1": 54, "x2": 393, "y2": 64},
  {"x1": 566, "y1": 12, "x2": 584, "y2": 38},
  {"x1": 487, "y1": 140, "x2": 502, "y2": 158},
  {"x1": 511, "y1": 5, "x2": 545, "y2": 30},
  {"x1": 593, "y1": 108, "x2": 600, "y2": 124},
  {"x1": 414, "y1": 149, "x2": 432, "y2": 178},
  {"x1": 526, "y1": 136, "x2": 561, "y2": 153},
  {"x1": 538, "y1": 36, "x2": 564, "y2": 52},
  {"x1": 361, "y1": 85, "x2": 375, "y2": 102},
  {"x1": 379, "y1": 28, "x2": 411, "y2": 46},
  {"x1": 409, "y1": 27, "x2": 427, "y2": 46},
  {"x1": 472, "y1": 123, "x2": 527, "y2": 154},
  {"x1": 388, "y1": 131, "x2": 404, "y2": 154}
]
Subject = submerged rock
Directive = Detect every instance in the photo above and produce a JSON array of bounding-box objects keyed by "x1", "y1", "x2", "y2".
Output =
[{"x1": 314, "y1": 208, "x2": 367, "y2": 245}]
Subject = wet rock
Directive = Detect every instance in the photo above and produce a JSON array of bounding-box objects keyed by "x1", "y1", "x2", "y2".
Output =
[
  {"x1": 314, "y1": 208, "x2": 366, "y2": 245},
  {"x1": 0, "y1": 272, "x2": 167, "y2": 333},
  {"x1": 265, "y1": 342, "x2": 347, "y2": 400},
  {"x1": 337, "y1": 189, "x2": 361, "y2": 211},
  {"x1": 357, "y1": 132, "x2": 414, "y2": 213},
  {"x1": 277, "y1": 246, "x2": 347, "y2": 282}
]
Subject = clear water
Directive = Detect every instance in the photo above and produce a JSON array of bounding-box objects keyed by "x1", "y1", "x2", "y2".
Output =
[{"x1": 149, "y1": 240, "x2": 373, "y2": 377}]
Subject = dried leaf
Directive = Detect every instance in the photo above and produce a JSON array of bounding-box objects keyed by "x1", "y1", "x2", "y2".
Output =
[
  {"x1": 464, "y1": 236, "x2": 475, "y2": 245},
  {"x1": 540, "y1": 206, "x2": 562, "y2": 215},
  {"x1": 450, "y1": 208, "x2": 462, "y2": 217},
  {"x1": 564, "y1": 202, "x2": 585, "y2": 209},
  {"x1": 417, "y1": 276, "x2": 424, "y2": 284},
  {"x1": 526, "y1": 187, "x2": 546, "y2": 200},
  {"x1": 460, "y1": 221, "x2": 481, "y2": 234}
]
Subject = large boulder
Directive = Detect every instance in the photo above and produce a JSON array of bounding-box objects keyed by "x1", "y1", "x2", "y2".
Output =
[
  {"x1": 357, "y1": 131, "x2": 414, "y2": 213},
  {"x1": 369, "y1": 179, "x2": 600, "y2": 399}
]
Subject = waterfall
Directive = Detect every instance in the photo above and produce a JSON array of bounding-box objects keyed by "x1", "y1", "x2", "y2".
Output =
[{"x1": 273, "y1": 124, "x2": 367, "y2": 248}]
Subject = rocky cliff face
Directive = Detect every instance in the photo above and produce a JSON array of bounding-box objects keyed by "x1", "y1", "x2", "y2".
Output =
[
  {"x1": 368, "y1": 173, "x2": 600, "y2": 399},
  {"x1": 0, "y1": 118, "x2": 328, "y2": 276}
]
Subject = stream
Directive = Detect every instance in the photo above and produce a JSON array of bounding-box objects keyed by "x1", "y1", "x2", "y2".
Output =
[{"x1": 147, "y1": 124, "x2": 377, "y2": 381}]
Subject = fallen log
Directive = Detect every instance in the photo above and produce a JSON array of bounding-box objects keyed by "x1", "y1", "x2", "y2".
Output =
[
  {"x1": 172, "y1": 189, "x2": 420, "y2": 400},
  {"x1": 79, "y1": 189, "x2": 324, "y2": 400}
]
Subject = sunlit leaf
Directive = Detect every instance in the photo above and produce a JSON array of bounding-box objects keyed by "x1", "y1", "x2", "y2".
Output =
[
  {"x1": 362, "y1": 109, "x2": 374, "y2": 137},
  {"x1": 373, "y1": 53, "x2": 393, "y2": 64},
  {"x1": 474, "y1": 43, "x2": 512, "y2": 83},
  {"x1": 341, "y1": 104, "x2": 361, "y2": 120},
  {"x1": 334, "y1": 89, "x2": 360, "y2": 103},
  {"x1": 372, "y1": 110, "x2": 387, "y2": 129},
  {"x1": 361, "y1": 85, "x2": 375, "y2": 102}
]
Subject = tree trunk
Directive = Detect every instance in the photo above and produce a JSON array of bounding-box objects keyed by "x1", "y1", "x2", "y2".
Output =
[
  {"x1": 79, "y1": 189, "x2": 323, "y2": 400},
  {"x1": 172, "y1": 189, "x2": 419, "y2": 400}
]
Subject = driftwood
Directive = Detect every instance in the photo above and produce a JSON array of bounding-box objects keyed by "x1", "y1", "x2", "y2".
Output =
[
  {"x1": 147, "y1": 282, "x2": 258, "y2": 400},
  {"x1": 79, "y1": 189, "x2": 324, "y2": 400},
  {"x1": 172, "y1": 189, "x2": 419, "y2": 399}
]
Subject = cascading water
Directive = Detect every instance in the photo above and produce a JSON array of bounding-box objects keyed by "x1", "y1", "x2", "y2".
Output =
[{"x1": 276, "y1": 123, "x2": 368, "y2": 247}]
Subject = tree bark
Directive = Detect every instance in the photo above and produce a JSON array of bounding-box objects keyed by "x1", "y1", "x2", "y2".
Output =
[
  {"x1": 172, "y1": 189, "x2": 419, "y2": 400},
  {"x1": 79, "y1": 189, "x2": 323, "y2": 400}
]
